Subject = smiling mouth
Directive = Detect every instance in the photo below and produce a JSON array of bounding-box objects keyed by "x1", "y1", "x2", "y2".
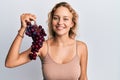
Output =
[{"x1": 56, "y1": 26, "x2": 65, "y2": 30}]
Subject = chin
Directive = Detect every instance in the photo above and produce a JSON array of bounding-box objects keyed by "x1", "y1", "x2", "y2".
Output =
[{"x1": 55, "y1": 32, "x2": 68, "y2": 37}]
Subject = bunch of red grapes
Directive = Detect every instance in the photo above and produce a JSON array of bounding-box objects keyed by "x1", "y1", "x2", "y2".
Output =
[{"x1": 25, "y1": 22, "x2": 46, "y2": 60}]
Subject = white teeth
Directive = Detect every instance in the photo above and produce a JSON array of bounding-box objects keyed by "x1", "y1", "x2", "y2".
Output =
[
  {"x1": 57, "y1": 26, "x2": 64, "y2": 30},
  {"x1": 57, "y1": 27, "x2": 63, "y2": 29}
]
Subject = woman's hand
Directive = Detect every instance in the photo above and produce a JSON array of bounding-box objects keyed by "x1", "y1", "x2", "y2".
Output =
[
  {"x1": 5, "y1": 13, "x2": 36, "y2": 68},
  {"x1": 20, "y1": 13, "x2": 36, "y2": 29}
]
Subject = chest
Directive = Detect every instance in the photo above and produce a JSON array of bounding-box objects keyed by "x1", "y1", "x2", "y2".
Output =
[
  {"x1": 42, "y1": 50, "x2": 81, "y2": 80},
  {"x1": 49, "y1": 45, "x2": 76, "y2": 64}
]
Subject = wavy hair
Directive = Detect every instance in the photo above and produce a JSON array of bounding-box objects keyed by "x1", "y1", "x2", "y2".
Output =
[{"x1": 48, "y1": 2, "x2": 78, "y2": 39}]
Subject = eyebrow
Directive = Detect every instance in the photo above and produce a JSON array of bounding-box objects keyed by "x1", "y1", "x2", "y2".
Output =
[{"x1": 53, "y1": 15, "x2": 70, "y2": 18}]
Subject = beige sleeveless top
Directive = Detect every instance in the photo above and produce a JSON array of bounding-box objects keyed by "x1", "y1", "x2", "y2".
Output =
[{"x1": 41, "y1": 41, "x2": 81, "y2": 80}]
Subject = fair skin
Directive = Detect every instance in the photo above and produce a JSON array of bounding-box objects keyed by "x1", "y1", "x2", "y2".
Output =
[{"x1": 5, "y1": 6, "x2": 88, "y2": 80}]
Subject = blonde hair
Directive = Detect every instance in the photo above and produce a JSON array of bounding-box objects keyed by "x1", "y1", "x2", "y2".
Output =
[{"x1": 48, "y1": 2, "x2": 78, "y2": 39}]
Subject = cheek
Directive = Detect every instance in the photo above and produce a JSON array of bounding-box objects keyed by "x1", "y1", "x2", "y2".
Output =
[
  {"x1": 51, "y1": 21, "x2": 57, "y2": 30},
  {"x1": 52, "y1": 21, "x2": 56, "y2": 28},
  {"x1": 67, "y1": 22, "x2": 74, "y2": 28}
]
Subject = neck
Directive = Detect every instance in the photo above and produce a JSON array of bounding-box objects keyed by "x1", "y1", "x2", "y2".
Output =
[{"x1": 53, "y1": 35, "x2": 73, "y2": 46}]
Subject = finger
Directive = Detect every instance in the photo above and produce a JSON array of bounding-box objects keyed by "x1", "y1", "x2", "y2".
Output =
[
  {"x1": 26, "y1": 13, "x2": 36, "y2": 20},
  {"x1": 31, "y1": 14, "x2": 36, "y2": 19},
  {"x1": 21, "y1": 13, "x2": 36, "y2": 20},
  {"x1": 20, "y1": 13, "x2": 37, "y2": 27},
  {"x1": 24, "y1": 16, "x2": 36, "y2": 23},
  {"x1": 28, "y1": 15, "x2": 36, "y2": 23}
]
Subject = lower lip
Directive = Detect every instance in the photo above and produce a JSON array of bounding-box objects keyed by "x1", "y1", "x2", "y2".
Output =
[{"x1": 56, "y1": 27, "x2": 64, "y2": 30}]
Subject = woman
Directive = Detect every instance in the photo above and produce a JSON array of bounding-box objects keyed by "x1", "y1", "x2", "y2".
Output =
[{"x1": 5, "y1": 2, "x2": 88, "y2": 80}]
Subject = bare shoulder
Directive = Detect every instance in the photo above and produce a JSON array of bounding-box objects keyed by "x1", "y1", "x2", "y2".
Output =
[
  {"x1": 76, "y1": 40, "x2": 87, "y2": 49},
  {"x1": 76, "y1": 40, "x2": 88, "y2": 57}
]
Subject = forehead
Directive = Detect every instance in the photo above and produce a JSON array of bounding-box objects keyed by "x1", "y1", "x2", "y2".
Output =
[{"x1": 54, "y1": 6, "x2": 72, "y2": 17}]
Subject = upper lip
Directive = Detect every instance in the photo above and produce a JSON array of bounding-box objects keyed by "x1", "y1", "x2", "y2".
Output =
[{"x1": 56, "y1": 26, "x2": 65, "y2": 29}]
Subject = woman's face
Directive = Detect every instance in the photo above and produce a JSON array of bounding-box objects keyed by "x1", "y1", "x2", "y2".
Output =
[{"x1": 52, "y1": 6, "x2": 74, "y2": 37}]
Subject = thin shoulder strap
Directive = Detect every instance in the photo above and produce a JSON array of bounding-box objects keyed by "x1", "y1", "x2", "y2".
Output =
[
  {"x1": 76, "y1": 40, "x2": 78, "y2": 55},
  {"x1": 46, "y1": 41, "x2": 49, "y2": 54}
]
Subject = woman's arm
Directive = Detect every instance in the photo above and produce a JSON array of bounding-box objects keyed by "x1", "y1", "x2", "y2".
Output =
[
  {"x1": 5, "y1": 28, "x2": 31, "y2": 68},
  {"x1": 79, "y1": 41, "x2": 88, "y2": 80},
  {"x1": 5, "y1": 13, "x2": 36, "y2": 68}
]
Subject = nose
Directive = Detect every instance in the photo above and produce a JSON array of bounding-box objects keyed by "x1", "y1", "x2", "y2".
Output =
[{"x1": 58, "y1": 18, "x2": 63, "y2": 25}]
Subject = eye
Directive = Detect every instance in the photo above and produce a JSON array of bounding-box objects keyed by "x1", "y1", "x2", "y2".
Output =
[
  {"x1": 64, "y1": 18, "x2": 69, "y2": 21},
  {"x1": 53, "y1": 16, "x2": 59, "y2": 20}
]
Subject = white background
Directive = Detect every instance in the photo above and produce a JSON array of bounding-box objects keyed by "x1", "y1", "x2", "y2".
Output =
[{"x1": 0, "y1": 0, "x2": 119, "y2": 80}]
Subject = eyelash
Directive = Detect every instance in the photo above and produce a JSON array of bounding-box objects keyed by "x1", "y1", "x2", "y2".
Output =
[
  {"x1": 53, "y1": 17, "x2": 58, "y2": 20},
  {"x1": 64, "y1": 18, "x2": 69, "y2": 20},
  {"x1": 53, "y1": 17, "x2": 69, "y2": 21}
]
